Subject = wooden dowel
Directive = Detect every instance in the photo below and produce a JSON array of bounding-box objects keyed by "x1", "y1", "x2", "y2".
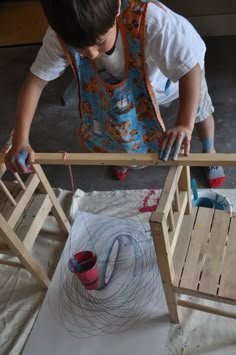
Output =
[
  {"x1": 13, "y1": 173, "x2": 26, "y2": 190},
  {"x1": 0, "y1": 180, "x2": 17, "y2": 206},
  {"x1": 174, "y1": 187, "x2": 180, "y2": 212},
  {"x1": 0, "y1": 130, "x2": 13, "y2": 154},
  {"x1": 177, "y1": 299, "x2": 236, "y2": 319},
  {"x1": 168, "y1": 206, "x2": 175, "y2": 232},
  {"x1": 0, "y1": 152, "x2": 236, "y2": 166}
]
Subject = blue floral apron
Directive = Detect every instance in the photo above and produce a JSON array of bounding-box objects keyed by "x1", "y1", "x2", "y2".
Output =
[{"x1": 59, "y1": 0, "x2": 166, "y2": 153}]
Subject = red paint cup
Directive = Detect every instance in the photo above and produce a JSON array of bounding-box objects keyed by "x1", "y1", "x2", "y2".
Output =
[{"x1": 73, "y1": 251, "x2": 99, "y2": 290}]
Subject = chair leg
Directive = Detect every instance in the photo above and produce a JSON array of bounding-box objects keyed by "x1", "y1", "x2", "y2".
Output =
[
  {"x1": 33, "y1": 164, "x2": 71, "y2": 234},
  {"x1": 164, "y1": 286, "x2": 180, "y2": 324},
  {"x1": 0, "y1": 214, "x2": 50, "y2": 288},
  {"x1": 150, "y1": 221, "x2": 180, "y2": 324}
]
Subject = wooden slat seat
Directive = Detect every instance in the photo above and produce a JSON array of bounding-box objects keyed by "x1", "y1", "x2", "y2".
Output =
[
  {"x1": 219, "y1": 214, "x2": 236, "y2": 300},
  {"x1": 150, "y1": 166, "x2": 236, "y2": 323},
  {"x1": 173, "y1": 207, "x2": 236, "y2": 303}
]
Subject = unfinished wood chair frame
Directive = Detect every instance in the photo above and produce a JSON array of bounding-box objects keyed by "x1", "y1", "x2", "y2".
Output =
[
  {"x1": 150, "y1": 165, "x2": 236, "y2": 323},
  {"x1": 0, "y1": 151, "x2": 234, "y2": 167},
  {"x1": 0, "y1": 138, "x2": 71, "y2": 288},
  {"x1": 0, "y1": 150, "x2": 236, "y2": 320}
]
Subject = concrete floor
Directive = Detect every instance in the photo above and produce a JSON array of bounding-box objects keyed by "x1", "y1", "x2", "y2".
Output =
[{"x1": 1, "y1": 36, "x2": 236, "y2": 191}]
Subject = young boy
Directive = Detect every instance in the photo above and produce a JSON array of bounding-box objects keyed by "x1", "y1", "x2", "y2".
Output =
[{"x1": 5, "y1": 0, "x2": 225, "y2": 187}]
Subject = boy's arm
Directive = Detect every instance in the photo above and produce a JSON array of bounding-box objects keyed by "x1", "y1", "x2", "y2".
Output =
[
  {"x1": 159, "y1": 64, "x2": 201, "y2": 161},
  {"x1": 5, "y1": 72, "x2": 48, "y2": 173}
]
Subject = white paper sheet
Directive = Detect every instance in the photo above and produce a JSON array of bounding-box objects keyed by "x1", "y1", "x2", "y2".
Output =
[{"x1": 23, "y1": 211, "x2": 169, "y2": 355}]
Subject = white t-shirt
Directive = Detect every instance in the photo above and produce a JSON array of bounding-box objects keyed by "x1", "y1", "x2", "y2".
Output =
[{"x1": 30, "y1": 2, "x2": 206, "y2": 105}]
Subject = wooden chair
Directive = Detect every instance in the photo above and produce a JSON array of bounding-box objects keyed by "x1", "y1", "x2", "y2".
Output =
[
  {"x1": 150, "y1": 165, "x2": 236, "y2": 323},
  {"x1": 0, "y1": 134, "x2": 71, "y2": 288},
  {"x1": 1, "y1": 148, "x2": 236, "y2": 319}
]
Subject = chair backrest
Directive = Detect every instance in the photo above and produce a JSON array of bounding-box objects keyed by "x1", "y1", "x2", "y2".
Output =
[
  {"x1": 0, "y1": 132, "x2": 71, "y2": 287},
  {"x1": 150, "y1": 166, "x2": 192, "y2": 282}
]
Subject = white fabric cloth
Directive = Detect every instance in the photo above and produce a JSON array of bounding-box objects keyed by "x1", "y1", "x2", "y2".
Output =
[
  {"x1": 1, "y1": 187, "x2": 236, "y2": 355},
  {"x1": 30, "y1": 2, "x2": 206, "y2": 105}
]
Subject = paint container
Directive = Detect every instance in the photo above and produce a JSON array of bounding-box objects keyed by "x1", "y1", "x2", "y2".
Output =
[
  {"x1": 68, "y1": 251, "x2": 99, "y2": 290},
  {"x1": 192, "y1": 190, "x2": 232, "y2": 213},
  {"x1": 193, "y1": 196, "x2": 214, "y2": 209}
]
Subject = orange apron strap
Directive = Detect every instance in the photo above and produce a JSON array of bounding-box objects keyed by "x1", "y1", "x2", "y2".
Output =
[
  {"x1": 56, "y1": 34, "x2": 79, "y2": 79},
  {"x1": 140, "y1": 4, "x2": 166, "y2": 132}
]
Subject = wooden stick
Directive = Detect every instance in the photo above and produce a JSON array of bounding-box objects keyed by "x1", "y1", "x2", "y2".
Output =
[
  {"x1": 1, "y1": 152, "x2": 236, "y2": 166},
  {"x1": 0, "y1": 213, "x2": 50, "y2": 288},
  {"x1": 177, "y1": 299, "x2": 236, "y2": 319},
  {"x1": 0, "y1": 180, "x2": 17, "y2": 206},
  {"x1": 174, "y1": 187, "x2": 180, "y2": 212},
  {"x1": 13, "y1": 173, "x2": 26, "y2": 190}
]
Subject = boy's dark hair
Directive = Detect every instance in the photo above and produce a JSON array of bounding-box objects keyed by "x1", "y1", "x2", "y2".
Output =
[{"x1": 40, "y1": 0, "x2": 119, "y2": 48}]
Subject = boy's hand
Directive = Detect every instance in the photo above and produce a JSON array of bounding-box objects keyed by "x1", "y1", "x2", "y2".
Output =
[
  {"x1": 159, "y1": 126, "x2": 192, "y2": 161},
  {"x1": 5, "y1": 144, "x2": 35, "y2": 174}
]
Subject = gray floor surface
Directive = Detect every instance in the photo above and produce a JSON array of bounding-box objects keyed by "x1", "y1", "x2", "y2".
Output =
[{"x1": 1, "y1": 36, "x2": 236, "y2": 191}]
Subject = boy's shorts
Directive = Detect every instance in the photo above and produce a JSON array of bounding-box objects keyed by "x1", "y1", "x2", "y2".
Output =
[
  {"x1": 160, "y1": 69, "x2": 214, "y2": 123},
  {"x1": 196, "y1": 70, "x2": 214, "y2": 123}
]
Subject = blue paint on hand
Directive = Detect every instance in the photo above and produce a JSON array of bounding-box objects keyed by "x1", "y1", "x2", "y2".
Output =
[
  {"x1": 159, "y1": 149, "x2": 164, "y2": 160},
  {"x1": 162, "y1": 147, "x2": 171, "y2": 161},
  {"x1": 18, "y1": 150, "x2": 28, "y2": 168},
  {"x1": 172, "y1": 142, "x2": 181, "y2": 160}
]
